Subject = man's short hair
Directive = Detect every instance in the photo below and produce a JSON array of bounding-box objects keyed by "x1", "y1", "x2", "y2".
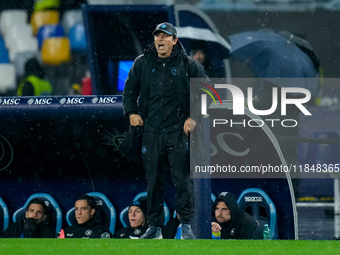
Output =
[
  {"x1": 76, "y1": 194, "x2": 96, "y2": 209},
  {"x1": 26, "y1": 198, "x2": 47, "y2": 212}
]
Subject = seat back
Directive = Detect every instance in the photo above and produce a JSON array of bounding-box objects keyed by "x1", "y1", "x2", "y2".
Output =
[
  {"x1": 14, "y1": 51, "x2": 37, "y2": 79},
  {"x1": 66, "y1": 192, "x2": 116, "y2": 235},
  {"x1": 61, "y1": 9, "x2": 83, "y2": 35},
  {"x1": 119, "y1": 192, "x2": 170, "y2": 227},
  {"x1": 0, "y1": 196, "x2": 9, "y2": 232},
  {"x1": 4, "y1": 24, "x2": 33, "y2": 50},
  {"x1": 0, "y1": 10, "x2": 28, "y2": 37},
  {"x1": 34, "y1": 0, "x2": 60, "y2": 11},
  {"x1": 69, "y1": 23, "x2": 87, "y2": 52},
  {"x1": 30, "y1": 10, "x2": 59, "y2": 35},
  {"x1": 9, "y1": 37, "x2": 38, "y2": 62},
  {"x1": 0, "y1": 63, "x2": 16, "y2": 95},
  {"x1": 237, "y1": 188, "x2": 278, "y2": 239},
  {"x1": 0, "y1": 46, "x2": 9, "y2": 63},
  {"x1": 41, "y1": 37, "x2": 70, "y2": 65},
  {"x1": 12, "y1": 193, "x2": 62, "y2": 236},
  {"x1": 37, "y1": 24, "x2": 64, "y2": 49}
]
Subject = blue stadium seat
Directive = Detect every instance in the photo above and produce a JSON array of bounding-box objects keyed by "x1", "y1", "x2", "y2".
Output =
[
  {"x1": 237, "y1": 188, "x2": 278, "y2": 239},
  {"x1": 0, "y1": 46, "x2": 9, "y2": 63},
  {"x1": 37, "y1": 24, "x2": 65, "y2": 49},
  {"x1": 0, "y1": 196, "x2": 9, "y2": 232},
  {"x1": 12, "y1": 193, "x2": 62, "y2": 236},
  {"x1": 119, "y1": 192, "x2": 170, "y2": 228},
  {"x1": 66, "y1": 192, "x2": 116, "y2": 235},
  {"x1": 68, "y1": 23, "x2": 87, "y2": 52}
]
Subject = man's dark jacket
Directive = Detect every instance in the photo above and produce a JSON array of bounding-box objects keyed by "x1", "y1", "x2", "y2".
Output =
[
  {"x1": 213, "y1": 192, "x2": 263, "y2": 239},
  {"x1": 63, "y1": 217, "x2": 110, "y2": 238},
  {"x1": 2, "y1": 218, "x2": 55, "y2": 238},
  {"x1": 123, "y1": 41, "x2": 207, "y2": 123},
  {"x1": 113, "y1": 224, "x2": 148, "y2": 239}
]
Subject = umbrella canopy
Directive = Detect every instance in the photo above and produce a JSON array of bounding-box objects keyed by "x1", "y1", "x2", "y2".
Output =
[
  {"x1": 229, "y1": 30, "x2": 319, "y2": 96},
  {"x1": 176, "y1": 26, "x2": 231, "y2": 59},
  {"x1": 276, "y1": 30, "x2": 320, "y2": 70}
]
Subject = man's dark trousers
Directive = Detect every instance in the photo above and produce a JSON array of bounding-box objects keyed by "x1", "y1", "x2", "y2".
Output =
[{"x1": 142, "y1": 130, "x2": 195, "y2": 226}]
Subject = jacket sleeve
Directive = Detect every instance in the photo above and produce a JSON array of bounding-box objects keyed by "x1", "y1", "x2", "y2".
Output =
[
  {"x1": 123, "y1": 55, "x2": 143, "y2": 117},
  {"x1": 2, "y1": 222, "x2": 22, "y2": 238}
]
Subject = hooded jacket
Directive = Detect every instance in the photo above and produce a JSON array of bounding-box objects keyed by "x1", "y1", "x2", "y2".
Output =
[
  {"x1": 123, "y1": 41, "x2": 207, "y2": 125},
  {"x1": 213, "y1": 192, "x2": 263, "y2": 240}
]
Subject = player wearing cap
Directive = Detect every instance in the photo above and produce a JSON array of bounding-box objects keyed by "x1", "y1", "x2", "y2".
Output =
[{"x1": 123, "y1": 22, "x2": 207, "y2": 239}]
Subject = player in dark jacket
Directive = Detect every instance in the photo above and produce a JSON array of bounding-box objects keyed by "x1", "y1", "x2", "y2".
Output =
[
  {"x1": 211, "y1": 192, "x2": 263, "y2": 239},
  {"x1": 61, "y1": 195, "x2": 110, "y2": 239},
  {"x1": 123, "y1": 22, "x2": 207, "y2": 240},
  {"x1": 2, "y1": 198, "x2": 55, "y2": 238},
  {"x1": 114, "y1": 197, "x2": 148, "y2": 239}
]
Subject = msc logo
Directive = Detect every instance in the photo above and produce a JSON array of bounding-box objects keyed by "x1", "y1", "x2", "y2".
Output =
[
  {"x1": 91, "y1": 97, "x2": 117, "y2": 104},
  {"x1": 1, "y1": 98, "x2": 20, "y2": 105},
  {"x1": 59, "y1": 97, "x2": 84, "y2": 105},
  {"x1": 28, "y1": 98, "x2": 52, "y2": 105},
  {"x1": 98, "y1": 97, "x2": 117, "y2": 104}
]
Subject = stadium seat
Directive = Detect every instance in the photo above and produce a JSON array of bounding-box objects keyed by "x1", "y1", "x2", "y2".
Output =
[
  {"x1": 14, "y1": 51, "x2": 37, "y2": 80},
  {"x1": 0, "y1": 196, "x2": 9, "y2": 232},
  {"x1": 9, "y1": 37, "x2": 38, "y2": 63},
  {"x1": 0, "y1": 63, "x2": 16, "y2": 95},
  {"x1": 41, "y1": 37, "x2": 70, "y2": 65},
  {"x1": 0, "y1": 46, "x2": 9, "y2": 63},
  {"x1": 66, "y1": 192, "x2": 116, "y2": 235},
  {"x1": 30, "y1": 10, "x2": 59, "y2": 35},
  {"x1": 37, "y1": 24, "x2": 64, "y2": 49},
  {"x1": 0, "y1": 37, "x2": 5, "y2": 48},
  {"x1": 34, "y1": 0, "x2": 60, "y2": 11},
  {"x1": 12, "y1": 193, "x2": 62, "y2": 236},
  {"x1": 69, "y1": 23, "x2": 87, "y2": 52},
  {"x1": 4, "y1": 24, "x2": 33, "y2": 50},
  {"x1": 0, "y1": 10, "x2": 28, "y2": 37},
  {"x1": 237, "y1": 188, "x2": 278, "y2": 239},
  {"x1": 119, "y1": 191, "x2": 170, "y2": 228},
  {"x1": 61, "y1": 9, "x2": 83, "y2": 35}
]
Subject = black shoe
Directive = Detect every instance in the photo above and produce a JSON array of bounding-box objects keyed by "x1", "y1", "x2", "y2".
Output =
[
  {"x1": 181, "y1": 224, "x2": 196, "y2": 239},
  {"x1": 140, "y1": 225, "x2": 163, "y2": 239}
]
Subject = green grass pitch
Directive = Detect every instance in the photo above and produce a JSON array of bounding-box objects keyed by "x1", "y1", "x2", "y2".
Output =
[{"x1": 0, "y1": 239, "x2": 339, "y2": 255}]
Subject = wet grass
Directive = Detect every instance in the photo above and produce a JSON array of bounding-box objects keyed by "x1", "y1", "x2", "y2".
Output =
[{"x1": 0, "y1": 239, "x2": 339, "y2": 255}]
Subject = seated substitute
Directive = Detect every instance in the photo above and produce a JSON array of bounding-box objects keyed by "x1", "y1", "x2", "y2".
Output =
[
  {"x1": 211, "y1": 192, "x2": 262, "y2": 240},
  {"x1": 2, "y1": 198, "x2": 55, "y2": 238},
  {"x1": 114, "y1": 197, "x2": 148, "y2": 239},
  {"x1": 61, "y1": 195, "x2": 110, "y2": 238}
]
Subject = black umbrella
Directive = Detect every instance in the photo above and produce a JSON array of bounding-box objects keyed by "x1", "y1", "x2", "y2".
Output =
[{"x1": 229, "y1": 29, "x2": 319, "y2": 96}]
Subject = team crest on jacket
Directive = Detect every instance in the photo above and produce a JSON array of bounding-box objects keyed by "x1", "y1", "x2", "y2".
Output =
[
  {"x1": 85, "y1": 230, "x2": 92, "y2": 236},
  {"x1": 172, "y1": 67, "x2": 177, "y2": 76},
  {"x1": 142, "y1": 146, "x2": 147, "y2": 154},
  {"x1": 134, "y1": 229, "x2": 141, "y2": 235},
  {"x1": 230, "y1": 228, "x2": 235, "y2": 236}
]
